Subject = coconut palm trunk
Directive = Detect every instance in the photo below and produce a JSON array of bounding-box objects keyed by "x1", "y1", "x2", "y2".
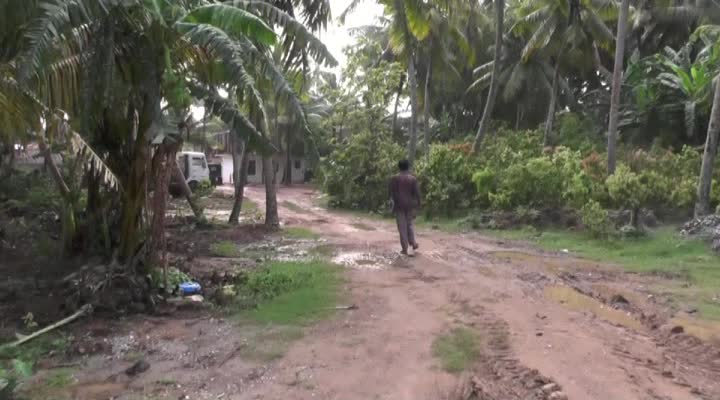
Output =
[
  {"x1": 544, "y1": 61, "x2": 561, "y2": 147},
  {"x1": 149, "y1": 141, "x2": 178, "y2": 269},
  {"x1": 607, "y1": 0, "x2": 630, "y2": 175},
  {"x1": 392, "y1": 73, "x2": 406, "y2": 135},
  {"x1": 172, "y1": 161, "x2": 205, "y2": 222},
  {"x1": 694, "y1": 78, "x2": 720, "y2": 218},
  {"x1": 423, "y1": 55, "x2": 432, "y2": 158},
  {"x1": 472, "y1": 0, "x2": 504, "y2": 154},
  {"x1": 407, "y1": 51, "x2": 419, "y2": 166},
  {"x1": 263, "y1": 155, "x2": 280, "y2": 228},
  {"x1": 229, "y1": 135, "x2": 248, "y2": 224}
]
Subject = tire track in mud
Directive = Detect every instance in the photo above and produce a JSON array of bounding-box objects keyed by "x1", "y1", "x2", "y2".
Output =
[
  {"x1": 448, "y1": 293, "x2": 563, "y2": 400},
  {"x1": 466, "y1": 246, "x2": 720, "y2": 399}
]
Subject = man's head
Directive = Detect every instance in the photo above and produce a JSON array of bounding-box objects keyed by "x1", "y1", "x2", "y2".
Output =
[{"x1": 398, "y1": 159, "x2": 410, "y2": 172}]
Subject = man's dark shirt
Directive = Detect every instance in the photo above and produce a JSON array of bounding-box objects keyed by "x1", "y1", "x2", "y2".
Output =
[{"x1": 389, "y1": 172, "x2": 421, "y2": 212}]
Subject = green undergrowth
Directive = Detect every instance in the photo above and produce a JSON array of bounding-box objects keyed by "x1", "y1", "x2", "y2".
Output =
[
  {"x1": 227, "y1": 259, "x2": 342, "y2": 361},
  {"x1": 431, "y1": 327, "x2": 481, "y2": 373},
  {"x1": 0, "y1": 334, "x2": 70, "y2": 396},
  {"x1": 210, "y1": 240, "x2": 241, "y2": 257},
  {"x1": 489, "y1": 226, "x2": 720, "y2": 319},
  {"x1": 282, "y1": 226, "x2": 319, "y2": 240}
]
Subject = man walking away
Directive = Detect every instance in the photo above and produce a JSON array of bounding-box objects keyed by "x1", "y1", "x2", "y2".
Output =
[{"x1": 389, "y1": 159, "x2": 420, "y2": 255}]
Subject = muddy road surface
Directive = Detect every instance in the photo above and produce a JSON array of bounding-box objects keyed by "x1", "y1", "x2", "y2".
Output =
[
  {"x1": 45, "y1": 185, "x2": 720, "y2": 400},
  {"x1": 237, "y1": 185, "x2": 720, "y2": 400}
]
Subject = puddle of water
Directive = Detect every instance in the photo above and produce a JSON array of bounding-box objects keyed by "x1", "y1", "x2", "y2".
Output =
[
  {"x1": 489, "y1": 251, "x2": 601, "y2": 272},
  {"x1": 544, "y1": 286, "x2": 643, "y2": 330},
  {"x1": 669, "y1": 317, "x2": 720, "y2": 344},
  {"x1": 240, "y1": 238, "x2": 327, "y2": 262},
  {"x1": 332, "y1": 252, "x2": 393, "y2": 270}
]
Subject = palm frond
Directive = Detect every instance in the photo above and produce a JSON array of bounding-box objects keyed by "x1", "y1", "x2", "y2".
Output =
[
  {"x1": 338, "y1": 0, "x2": 364, "y2": 24},
  {"x1": 502, "y1": 63, "x2": 525, "y2": 102},
  {"x1": 403, "y1": 0, "x2": 430, "y2": 41},
  {"x1": 226, "y1": 0, "x2": 338, "y2": 67},
  {"x1": 190, "y1": 84, "x2": 275, "y2": 153},
  {"x1": 181, "y1": 4, "x2": 277, "y2": 46},
  {"x1": 69, "y1": 128, "x2": 121, "y2": 189},
  {"x1": 19, "y1": 0, "x2": 137, "y2": 82},
  {"x1": 581, "y1": 8, "x2": 614, "y2": 45},
  {"x1": 521, "y1": 14, "x2": 558, "y2": 62},
  {"x1": 178, "y1": 22, "x2": 266, "y2": 121}
]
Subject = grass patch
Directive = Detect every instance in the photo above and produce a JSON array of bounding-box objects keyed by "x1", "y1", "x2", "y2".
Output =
[
  {"x1": 210, "y1": 240, "x2": 241, "y2": 257},
  {"x1": 226, "y1": 260, "x2": 341, "y2": 361},
  {"x1": 281, "y1": 201, "x2": 309, "y2": 214},
  {"x1": 239, "y1": 260, "x2": 341, "y2": 325},
  {"x1": 282, "y1": 227, "x2": 319, "y2": 240},
  {"x1": 43, "y1": 368, "x2": 74, "y2": 388},
  {"x1": 489, "y1": 226, "x2": 720, "y2": 319},
  {"x1": 431, "y1": 327, "x2": 481, "y2": 373},
  {"x1": 0, "y1": 335, "x2": 70, "y2": 397},
  {"x1": 241, "y1": 198, "x2": 259, "y2": 213}
]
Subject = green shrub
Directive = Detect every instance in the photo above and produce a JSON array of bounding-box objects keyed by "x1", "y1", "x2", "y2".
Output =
[
  {"x1": 193, "y1": 180, "x2": 214, "y2": 198},
  {"x1": 581, "y1": 200, "x2": 612, "y2": 239},
  {"x1": 416, "y1": 144, "x2": 477, "y2": 215},
  {"x1": 472, "y1": 168, "x2": 496, "y2": 206},
  {"x1": 606, "y1": 165, "x2": 649, "y2": 210},
  {"x1": 320, "y1": 132, "x2": 404, "y2": 212}
]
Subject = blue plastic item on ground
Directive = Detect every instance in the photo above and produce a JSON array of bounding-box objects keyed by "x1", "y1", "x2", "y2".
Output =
[{"x1": 178, "y1": 281, "x2": 202, "y2": 295}]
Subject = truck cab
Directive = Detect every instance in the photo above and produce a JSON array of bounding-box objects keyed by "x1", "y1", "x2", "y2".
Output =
[{"x1": 172, "y1": 151, "x2": 210, "y2": 193}]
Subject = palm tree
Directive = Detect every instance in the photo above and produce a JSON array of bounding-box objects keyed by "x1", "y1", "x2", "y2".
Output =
[
  {"x1": 509, "y1": 0, "x2": 616, "y2": 146},
  {"x1": 695, "y1": 75, "x2": 720, "y2": 217},
  {"x1": 13, "y1": 0, "x2": 334, "y2": 259},
  {"x1": 472, "y1": 0, "x2": 504, "y2": 153},
  {"x1": 607, "y1": 0, "x2": 631, "y2": 174}
]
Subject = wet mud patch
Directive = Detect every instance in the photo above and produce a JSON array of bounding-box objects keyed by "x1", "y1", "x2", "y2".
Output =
[
  {"x1": 544, "y1": 286, "x2": 643, "y2": 331},
  {"x1": 332, "y1": 251, "x2": 399, "y2": 270},
  {"x1": 239, "y1": 238, "x2": 330, "y2": 262}
]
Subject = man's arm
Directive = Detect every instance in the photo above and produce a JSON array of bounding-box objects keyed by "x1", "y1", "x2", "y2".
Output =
[{"x1": 412, "y1": 177, "x2": 421, "y2": 208}]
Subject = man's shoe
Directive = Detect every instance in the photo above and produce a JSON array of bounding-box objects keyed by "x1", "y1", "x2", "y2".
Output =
[
  {"x1": 412, "y1": 243, "x2": 419, "y2": 250},
  {"x1": 401, "y1": 249, "x2": 408, "y2": 255}
]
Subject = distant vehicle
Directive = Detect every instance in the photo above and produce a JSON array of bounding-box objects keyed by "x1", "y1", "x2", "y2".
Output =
[{"x1": 170, "y1": 151, "x2": 210, "y2": 196}]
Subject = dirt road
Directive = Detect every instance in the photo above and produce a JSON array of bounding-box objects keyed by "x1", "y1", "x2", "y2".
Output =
[{"x1": 235, "y1": 185, "x2": 719, "y2": 400}]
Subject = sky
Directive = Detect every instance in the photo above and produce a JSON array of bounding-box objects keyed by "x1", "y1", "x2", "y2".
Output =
[
  {"x1": 320, "y1": 0, "x2": 385, "y2": 74},
  {"x1": 191, "y1": 1, "x2": 384, "y2": 121}
]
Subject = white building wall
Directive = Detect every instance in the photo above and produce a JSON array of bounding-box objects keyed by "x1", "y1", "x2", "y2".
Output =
[{"x1": 211, "y1": 152, "x2": 305, "y2": 184}]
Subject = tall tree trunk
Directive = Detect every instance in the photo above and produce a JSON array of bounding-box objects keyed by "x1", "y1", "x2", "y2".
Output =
[
  {"x1": 423, "y1": 54, "x2": 432, "y2": 158},
  {"x1": 694, "y1": 79, "x2": 720, "y2": 218},
  {"x1": 38, "y1": 131, "x2": 76, "y2": 256},
  {"x1": 607, "y1": 0, "x2": 630, "y2": 175},
  {"x1": 284, "y1": 126, "x2": 292, "y2": 185},
  {"x1": 544, "y1": 61, "x2": 561, "y2": 147},
  {"x1": 149, "y1": 141, "x2": 178, "y2": 269},
  {"x1": 515, "y1": 105, "x2": 523, "y2": 130},
  {"x1": 0, "y1": 148, "x2": 15, "y2": 181},
  {"x1": 229, "y1": 135, "x2": 248, "y2": 224},
  {"x1": 472, "y1": 0, "x2": 504, "y2": 154},
  {"x1": 407, "y1": 52, "x2": 419, "y2": 166},
  {"x1": 392, "y1": 73, "x2": 406, "y2": 135},
  {"x1": 172, "y1": 162, "x2": 205, "y2": 222},
  {"x1": 263, "y1": 155, "x2": 280, "y2": 228}
]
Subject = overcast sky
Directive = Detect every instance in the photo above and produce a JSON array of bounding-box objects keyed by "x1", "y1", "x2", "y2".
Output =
[
  {"x1": 191, "y1": 1, "x2": 384, "y2": 120},
  {"x1": 320, "y1": 0, "x2": 385, "y2": 73}
]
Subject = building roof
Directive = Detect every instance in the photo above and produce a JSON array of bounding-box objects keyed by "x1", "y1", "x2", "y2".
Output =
[{"x1": 179, "y1": 151, "x2": 206, "y2": 157}]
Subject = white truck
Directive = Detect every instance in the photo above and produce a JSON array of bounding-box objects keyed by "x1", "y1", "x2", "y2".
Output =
[{"x1": 170, "y1": 151, "x2": 210, "y2": 196}]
